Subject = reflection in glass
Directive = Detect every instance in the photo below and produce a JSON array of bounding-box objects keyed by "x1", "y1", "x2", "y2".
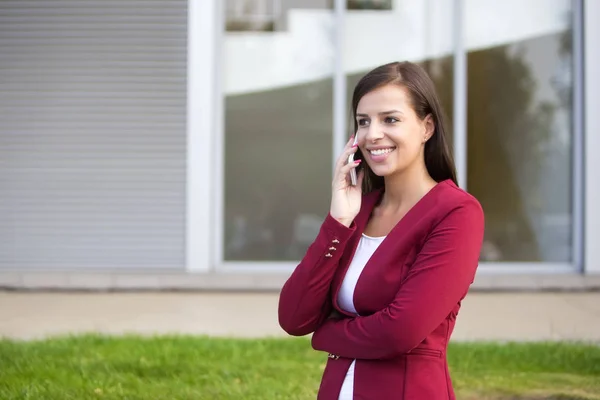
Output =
[
  {"x1": 224, "y1": 1, "x2": 334, "y2": 261},
  {"x1": 347, "y1": 0, "x2": 392, "y2": 10},
  {"x1": 225, "y1": 0, "x2": 278, "y2": 32},
  {"x1": 465, "y1": 1, "x2": 573, "y2": 262}
]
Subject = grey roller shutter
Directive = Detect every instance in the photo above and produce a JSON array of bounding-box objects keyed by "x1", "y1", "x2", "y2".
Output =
[{"x1": 0, "y1": 0, "x2": 187, "y2": 269}]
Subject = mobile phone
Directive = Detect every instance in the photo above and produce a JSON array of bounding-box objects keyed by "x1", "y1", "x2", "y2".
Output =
[{"x1": 348, "y1": 135, "x2": 359, "y2": 185}]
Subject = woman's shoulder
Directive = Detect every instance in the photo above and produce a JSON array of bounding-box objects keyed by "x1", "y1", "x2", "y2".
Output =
[
  {"x1": 434, "y1": 180, "x2": 484, "y2": 226},
  {"x1": 436, "y1": 180, "x2": 482, "y2": 209}
]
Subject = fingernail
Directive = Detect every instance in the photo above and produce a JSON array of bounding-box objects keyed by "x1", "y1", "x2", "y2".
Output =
[
  {"x1": 354, "y1": 159, "x2": 361, "y2": 164},
  {"x1": 352, "y1": 143, "x2": 358, "y2": 148}
]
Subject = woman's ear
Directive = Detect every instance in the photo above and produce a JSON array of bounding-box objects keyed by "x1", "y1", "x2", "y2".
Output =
[{"x1": 423, "y1": 114, "x2": 435, "y2": 143}]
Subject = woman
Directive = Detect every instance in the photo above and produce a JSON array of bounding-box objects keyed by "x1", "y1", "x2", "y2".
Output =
[{"x1": 278, "y1": 61, "x2": 484, "y2": 400}]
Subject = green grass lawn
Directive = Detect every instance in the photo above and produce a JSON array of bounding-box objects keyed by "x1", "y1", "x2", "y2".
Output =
[{"x1": 0, "y1": 335, "x2": 598, "y2": 399}]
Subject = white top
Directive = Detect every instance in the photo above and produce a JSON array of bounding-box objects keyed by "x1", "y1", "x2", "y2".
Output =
[{"x1": 336, "y1": 233, "x2": 386, "y2": 400}]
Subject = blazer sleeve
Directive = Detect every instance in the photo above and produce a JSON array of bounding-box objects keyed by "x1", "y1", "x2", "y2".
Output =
[
  {"x1": 311, "y1": 198, "x2": 484, "y2": 359},
  {"x1": 278, "y1": 213, "x2": 356, "y2": 336}
]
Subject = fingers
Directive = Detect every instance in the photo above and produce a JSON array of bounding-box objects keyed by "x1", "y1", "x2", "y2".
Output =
[
  {"x1": 335, "y1": 136, "x2": 359, "y2": 173},
  {"x1": 336, "y1": 158, "x2": 362, "y2": 186}
]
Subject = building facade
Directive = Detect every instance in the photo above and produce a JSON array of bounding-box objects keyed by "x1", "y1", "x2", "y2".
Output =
[{"x1": 1, "y1": 0, "x2": 599, "y2": 289}]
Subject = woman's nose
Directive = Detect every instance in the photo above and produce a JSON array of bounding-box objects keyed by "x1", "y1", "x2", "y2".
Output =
[{"x1": 364, "y1": 122, "x2": 384, "y2": 142}]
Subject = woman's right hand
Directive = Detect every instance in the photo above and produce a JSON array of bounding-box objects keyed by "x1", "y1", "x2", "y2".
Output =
[{"x1": 330, "y1": 135, "x2": 365, "y2": 227}]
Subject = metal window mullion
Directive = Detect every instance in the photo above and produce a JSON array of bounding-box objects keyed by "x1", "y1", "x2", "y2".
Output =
[
  {"x1": 572, "y1": 0, "x2": 584, "y2": 271},
  {"x1": 583, "y1": 0, "x2": 600, "y2": 274},
  {"x1": 453, "y1": 0, "x2": 468, "y2": 189},
  {"x1": 214, "y1": 0, "x2": 226, "y2": 268},
  {"x1": 333, "y1": 0, "x2": 346, "y2": 172}
]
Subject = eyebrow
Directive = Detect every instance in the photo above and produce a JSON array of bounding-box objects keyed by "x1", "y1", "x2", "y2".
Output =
[{"x1": 356, "y1": 110, "x2": 403, "y2": 117}]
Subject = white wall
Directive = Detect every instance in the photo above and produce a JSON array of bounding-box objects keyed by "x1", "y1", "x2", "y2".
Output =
[
  {"x1": 584, "y1": 0, "x2": 600, "y2": 274},
  {"x1": 224, "y1": 0, "x2": 571, "y2": 95}
]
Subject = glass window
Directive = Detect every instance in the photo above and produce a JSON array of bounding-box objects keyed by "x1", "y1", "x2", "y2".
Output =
[
  {"x1": 223, "y1": 1, "x2": 334, "y2": 261},
  {"x1": 465, "y1": 0, "x2": 574, "y2": 262},
  {"x1": 347, "y1": 0, "x2": 392, "y2": 10}
]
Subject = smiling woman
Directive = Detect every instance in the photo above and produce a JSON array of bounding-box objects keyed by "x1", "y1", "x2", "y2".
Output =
[{"x1": 278, "y1": 61, "x2": 484, "y2": 400}]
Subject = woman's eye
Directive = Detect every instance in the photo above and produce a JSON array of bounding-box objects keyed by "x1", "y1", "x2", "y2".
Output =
[
  {"x1": 385, "y1": 117, "x2": 399, "y2": 124},
  {"x1": 358, "y1": 119, "x2": 369, "y2": 127}
]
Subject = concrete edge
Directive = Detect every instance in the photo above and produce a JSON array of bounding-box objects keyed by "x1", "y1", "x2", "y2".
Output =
[{"x1": 0, "y1": 270, "x2": 599, "y2": 292}]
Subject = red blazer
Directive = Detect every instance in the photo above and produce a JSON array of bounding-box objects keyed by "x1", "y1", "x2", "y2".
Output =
[{"x1": 278, "y1": 179, "x2": 484, "y2": 400}]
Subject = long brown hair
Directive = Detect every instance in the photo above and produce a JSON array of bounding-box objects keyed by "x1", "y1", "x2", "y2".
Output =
[{"x1": 352, "y1": 61, "x2": 457, "y2": 192}]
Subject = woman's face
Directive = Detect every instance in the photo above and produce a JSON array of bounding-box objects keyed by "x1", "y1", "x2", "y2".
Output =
[{"x1": 355, "y1": 84, "x2": 433, "y2": 178}]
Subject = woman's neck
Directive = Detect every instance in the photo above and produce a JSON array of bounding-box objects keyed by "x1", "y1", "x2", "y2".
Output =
[{"x1": 379, "y1": 163, "x2": 437, "y2": 213}]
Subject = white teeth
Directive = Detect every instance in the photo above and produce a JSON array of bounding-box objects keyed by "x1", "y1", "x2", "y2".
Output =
[{"x1": 370, "y1": 148, "x2": 394, "y2": 155}]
